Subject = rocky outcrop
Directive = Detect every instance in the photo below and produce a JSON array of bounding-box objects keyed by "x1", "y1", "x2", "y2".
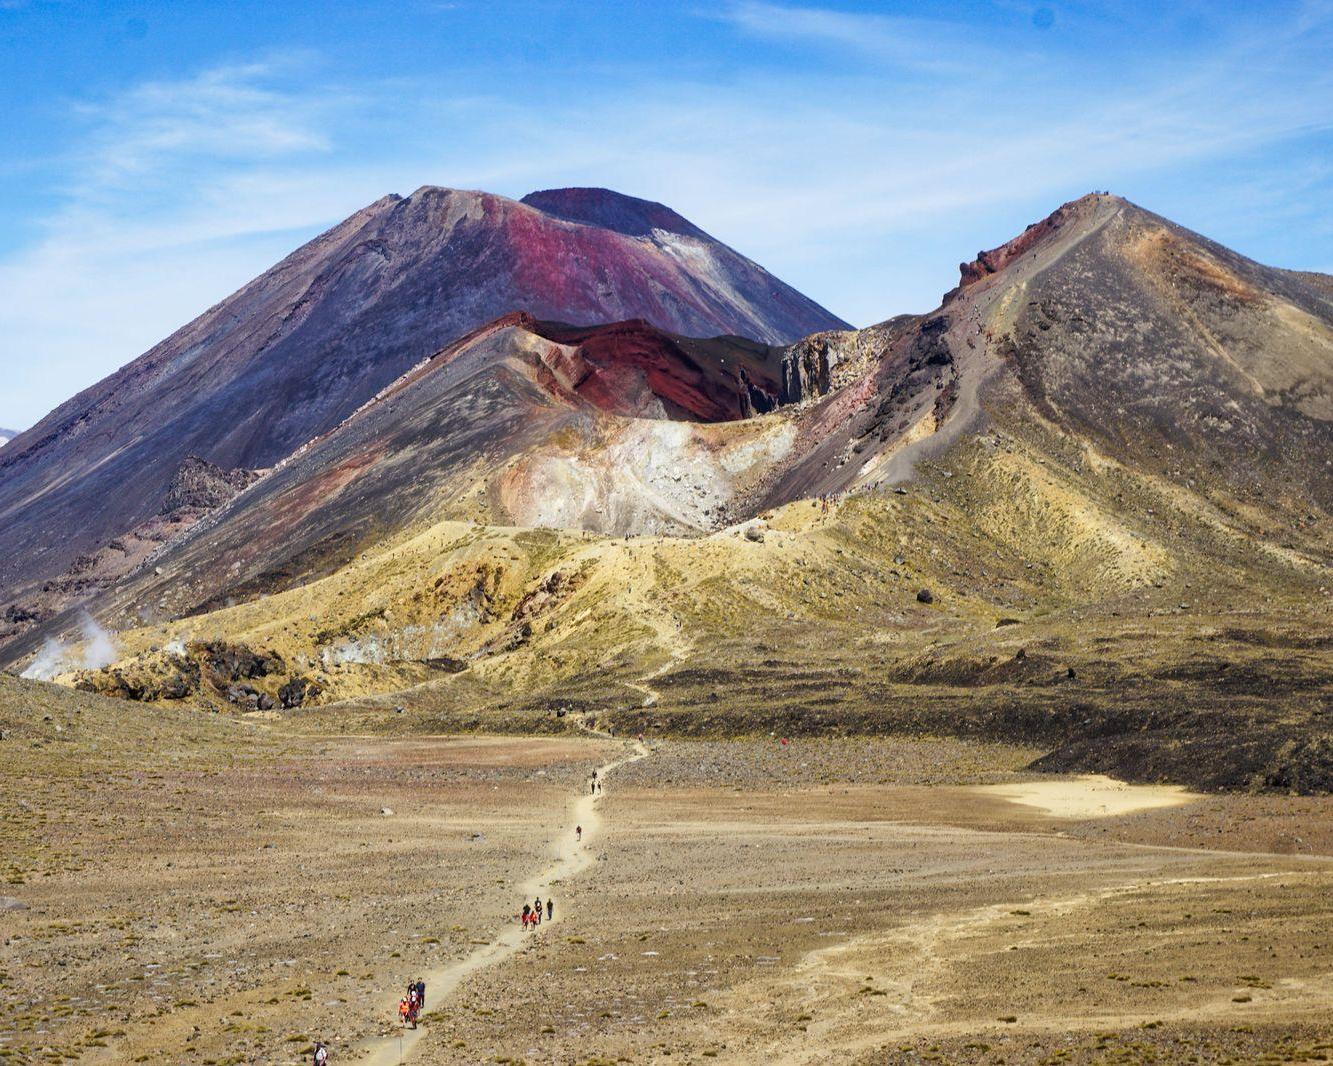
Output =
[
  {"x1": 162, "y1": 457, "x2": 260, "y2": 515},
  {"x1": 780, "y1": 334, "x2": 836, "y2": 402},
  {"x1": 193, "y1": 639, "x2": 285, "y2": 683},
  {"x1": 279, "y1": 676, "x2": 322, "y2": 708},
  {"x1": 776, "y1": 324, "x2": 898, "y2": 405},
  {"x1": 511, "y1": 567, "x2": 589, "y2": 624},
  {"x1": 945, "y1": 196, "x2": 1084, "y2": 301},
  {"x1": 0, "y1": 458, "x2": 262, "y2": 649},
  {"x1": 73, "y1": 639, "x2": 298, "y2": 710}
]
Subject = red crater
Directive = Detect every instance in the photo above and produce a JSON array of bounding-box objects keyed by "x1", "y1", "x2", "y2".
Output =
[{"x1": 529, "y1": 319, "x2": 786, "y2": 422}]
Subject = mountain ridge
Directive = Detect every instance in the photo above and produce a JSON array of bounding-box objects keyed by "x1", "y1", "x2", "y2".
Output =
[{"x1": 5, "y1": 191, "x2": 1331, "y2": 793}]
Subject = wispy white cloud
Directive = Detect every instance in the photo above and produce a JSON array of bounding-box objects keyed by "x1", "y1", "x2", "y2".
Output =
[
  {"x1": 711, "y1": 0, "x2": 1009, "y2": 74},
  {"x1": 0, "y1": 56, "x2": 387, "y2": 428},
  {"x1": 71, "y1": 58, "x2": 331, "y2": 190}
]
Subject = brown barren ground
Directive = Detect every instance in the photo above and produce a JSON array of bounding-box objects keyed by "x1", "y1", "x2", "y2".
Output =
[
  {"x1": 406, "y1": 739, "x2": 1333, "y2": 1066},
  {"x1": 2, "y1": 687, "x2": 1331, "y2": 1066},
  {"x1": 0, "y1": 681, "x2": 613, "y2": 1066}
]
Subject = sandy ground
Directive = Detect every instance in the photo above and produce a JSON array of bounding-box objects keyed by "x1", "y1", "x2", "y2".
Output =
[
  {"x1": 971, "y1": 774, "x2": 1197, "y2": 819},
  {"x1": 3, "y1": 721, "x2": 1332, "y2": 1066}
]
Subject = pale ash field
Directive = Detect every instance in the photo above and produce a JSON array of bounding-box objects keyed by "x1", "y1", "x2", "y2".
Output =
[{"x1": 2, "y1": 678, "x2": 1331, "y2": 1066}]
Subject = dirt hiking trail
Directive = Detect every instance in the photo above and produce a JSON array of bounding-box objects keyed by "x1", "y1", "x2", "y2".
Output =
[{"x1": 356, "y1": 732, "x2": 649, "y2": 1065}]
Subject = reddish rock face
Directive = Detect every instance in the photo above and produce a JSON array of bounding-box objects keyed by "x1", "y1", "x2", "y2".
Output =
[
  {"x1": 948, "y1": 197, "x2": 1085, "y2": 298},
  {"x1": 529, "y1": 320, "x2": 786, "y2": 421},
  {"x1": 0, "y1": 186, "x2": 847, "y2": 603}
]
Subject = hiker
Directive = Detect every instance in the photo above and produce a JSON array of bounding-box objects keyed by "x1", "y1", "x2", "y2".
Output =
[
  {"x1": 312, "y1": 1042, "x2": 329, "y2": 1066},
  {"x1": 576, "y1": 824, "x2": 582, "y2": 842},
  {"x1": 398, "y1": 995, "x2": 410, "y2": 1026},
  {"x1": 546, "y1": 898, "x2": 553, "y2": 921},
  {"x1": 522, "y1": 903, "x2": 531, "y2": 929},
  {"x1": 534, "y1": 896, "x2": 543, "y2": 923},
  {"x1": 415, "y1": 979, "x2": 425, "y2": 1009},
  {"x1": 590, "y1": 777, "x2": 597, "y2": 795}
]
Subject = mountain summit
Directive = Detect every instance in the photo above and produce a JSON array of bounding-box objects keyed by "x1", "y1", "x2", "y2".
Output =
[
  {"x1": 519, "y1": 187, "x2": 709, "y2": 239},
  {"x1": 0, "y1": 186, "x2": 848, "y2": 607}
]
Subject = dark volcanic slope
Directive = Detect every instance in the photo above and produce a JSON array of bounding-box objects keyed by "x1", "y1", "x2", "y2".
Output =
[
  {"x1": 0, "y1": 186, "x2": 847, "y2": 603},
  {"x1": 27, "y1": 318, "x2": 614, "y2": 641},
  {"x1": 764, "y1": 194, "x2": 1333, "y2": 522},
  {"x1": 519, "y1": 187, "x2": 844, "y2": 344},
  {"x1": 0, "y1": 313, "x2": 790, "y2": 659}
]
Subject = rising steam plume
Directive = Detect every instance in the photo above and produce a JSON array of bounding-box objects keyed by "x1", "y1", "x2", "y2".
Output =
[{"x1": 19, "y1": 612, "x2": 118, "y2": 680}]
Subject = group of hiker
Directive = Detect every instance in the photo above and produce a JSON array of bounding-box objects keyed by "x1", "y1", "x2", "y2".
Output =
[
  {"x1": 340, "y1": 753, "x2": 616, "y2": 1053},
  {"x1": 397, "y1": 978, "x2": 427, "y2": 1029},
  {"x1": 521, "y1": 895, "x2": 554, "y2": 930}
]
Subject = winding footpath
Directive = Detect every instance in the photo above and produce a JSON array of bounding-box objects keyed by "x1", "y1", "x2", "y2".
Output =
[{"x1": 356, "y1": 730, "x2": 650, "y2": 1065}]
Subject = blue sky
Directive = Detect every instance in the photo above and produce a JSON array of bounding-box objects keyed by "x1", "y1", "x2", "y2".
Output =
[{"x1": 2, "y1": 0, "x2": 1331, "y2": 430}]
